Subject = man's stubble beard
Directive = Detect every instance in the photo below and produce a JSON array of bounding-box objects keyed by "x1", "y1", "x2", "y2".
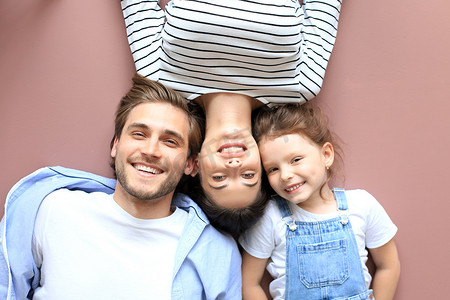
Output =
[{"x1": 115, "y1": 159, "x2": 184, "y2": 201}]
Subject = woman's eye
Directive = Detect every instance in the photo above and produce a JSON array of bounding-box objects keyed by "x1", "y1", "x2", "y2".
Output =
[
  {"x1": 212, "y1": 175, "x2": 226, "y2": 181},
  {"x1": 242, "y1": 173, "x2": 255, "y2": 179}
]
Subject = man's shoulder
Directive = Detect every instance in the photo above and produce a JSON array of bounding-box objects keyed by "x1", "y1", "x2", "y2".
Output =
[
  {"x1": 173, "y1": 193, "x2": 238, "y2": 250},
  {"x1": 44, "y1": 188, "x2": 110, "y2": 204},
  {"x1": 200, "y1": 222, "x2": 236, "y2": 244},
  {"x1": 172, "y1": 193, "x2": 209, "y2": 224}
]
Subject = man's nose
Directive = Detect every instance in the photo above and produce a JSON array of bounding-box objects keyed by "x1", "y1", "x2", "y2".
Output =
[{"x1": 142, "y1": 139, "x2": 162, "y2": 158}]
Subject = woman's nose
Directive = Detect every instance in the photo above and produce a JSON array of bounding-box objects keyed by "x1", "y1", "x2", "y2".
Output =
[{"x1": 226, "y1": 157, "x2": 242, "y2": 168}]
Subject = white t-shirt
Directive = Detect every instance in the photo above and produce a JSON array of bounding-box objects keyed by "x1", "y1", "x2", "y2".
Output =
[
  {"x1": 239, "y1": 189, "x2": 398, "y2": 300},
  {"x1": 32, "y1": 188, "x2": 187, "y2": 300}
]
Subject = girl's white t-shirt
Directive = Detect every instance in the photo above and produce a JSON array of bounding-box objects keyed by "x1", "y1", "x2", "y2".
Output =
[
  {"x1": 239, "y1": 189, "x2": 398, "y2": 300},
  {"x1": 32, "y1": 188, "x2": 187, "y2": 300}
]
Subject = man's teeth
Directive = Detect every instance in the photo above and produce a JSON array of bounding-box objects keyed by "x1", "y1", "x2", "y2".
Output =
[
  {"x1": 136, "y1": 165, "x2": 162, "y2": 174},
  {"x1": 221, "y1": 146, "x2": 244, "y2": 153},
  {"x1": 285, "y1": 183, "x2": 303, "y2": 192}
]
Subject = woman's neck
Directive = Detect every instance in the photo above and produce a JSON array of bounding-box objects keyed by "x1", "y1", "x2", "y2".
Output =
[{"x1": 196, "y1": 93, "x2": 261, "y2": 130}]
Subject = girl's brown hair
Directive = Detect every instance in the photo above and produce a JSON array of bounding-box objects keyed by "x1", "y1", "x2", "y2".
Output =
[{"x1": 253, "y1": 102, "x2": 344, "y2": 184}]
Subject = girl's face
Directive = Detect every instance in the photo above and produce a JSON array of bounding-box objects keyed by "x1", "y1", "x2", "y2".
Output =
[{"x1": 259, "y1": 133, "x2": 334, "y2": 207}]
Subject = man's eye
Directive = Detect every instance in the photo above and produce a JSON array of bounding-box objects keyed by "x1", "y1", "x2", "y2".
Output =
[
  {"x1": 132, "y1": 132, "x2": 145, "y2": 138},
  {"x1": 212, "y1": 175, "x2": 226, "y2": 181},
  {"x1": 165, "y1": 139, "x2": 179, "y2": 146},
  {"x1": 242, "y1": 173, "x2": 255, "y2": 179}
]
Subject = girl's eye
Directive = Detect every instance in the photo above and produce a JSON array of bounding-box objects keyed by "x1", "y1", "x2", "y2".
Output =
[
  {"x1": 292, "y1": 157, "x2": 302, "y2": 164},
  {"x1": 242, "y1": 173, "x2": 255, "y2": 179},
  {"x1": 267, "y1": 167, "x2": 278, "y2": 174},
  {"x1": 212, "y1": 175, "x2": 226, "y2": 181}
]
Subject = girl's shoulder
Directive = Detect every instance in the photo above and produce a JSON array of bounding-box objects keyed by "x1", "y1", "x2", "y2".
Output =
[
  {"x1": 339, "y1": 189, "x2": 390, "y2": 224},
  {"x1": 245, "y1": 196, "x2": 290, "y2": 235},
  {"x1": 263, "y1": 197, "x2": 286, "y2": 222},
  {"x1": 343, "y1": 189, "x2": 380, "y2": 208}
]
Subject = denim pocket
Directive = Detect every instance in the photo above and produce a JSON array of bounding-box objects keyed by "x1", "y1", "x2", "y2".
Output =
[{"x1": 297, "y1": 239, "x2": 349, "y2": 288}]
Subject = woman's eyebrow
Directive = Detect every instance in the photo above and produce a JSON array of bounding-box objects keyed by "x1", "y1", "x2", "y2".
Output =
[
  {"x1": 242, "y1": 181, "x2": 259, "y2": 187},
  {"x1": 209, "y1": 183, "x2": 228, "y2": 190},
  {"x1": 209, "y1": 180, "x2": 258, "y2": 190}
]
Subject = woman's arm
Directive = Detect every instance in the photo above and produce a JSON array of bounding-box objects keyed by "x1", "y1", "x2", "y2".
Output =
[
  {"x1": 297, "y1": 0, "x2": 343, "y2": 98},
  {"x1": 121, "y1": 0, "x2": 165, "y2": 78},
  {"x1": 242, "y1": 250, "x2": 270, "y2": 300},
  {"x1": 369, "y1": 238, "x2": 400, "y2": 300}
]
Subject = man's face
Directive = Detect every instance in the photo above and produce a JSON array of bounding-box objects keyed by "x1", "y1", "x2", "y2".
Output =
[{"x1": 111, "y1": 102, "x2": 193, "y2": 202}]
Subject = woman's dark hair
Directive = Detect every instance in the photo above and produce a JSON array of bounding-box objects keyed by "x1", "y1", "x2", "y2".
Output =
[{"x1": 177, "y1": 173, "x2": 271, "y2": 237}]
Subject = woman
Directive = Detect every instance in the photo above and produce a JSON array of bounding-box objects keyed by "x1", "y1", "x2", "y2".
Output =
[{"x1": 121, "y1": 0, "x2": 342, "y2": 234}]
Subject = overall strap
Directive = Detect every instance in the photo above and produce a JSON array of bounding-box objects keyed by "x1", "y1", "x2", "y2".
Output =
[
  {"x1": 333, "y1": 188, "x2": 348, "y2": 210},
  {"x1": 274, "y1": 196, "x2": 298, "y2": 232},
  {"x1": 333, "y1": 188, "x2": 349, "y2": 226},
  {"x1": 274, "y1": 196, "x2": 292, "y2": 218}
]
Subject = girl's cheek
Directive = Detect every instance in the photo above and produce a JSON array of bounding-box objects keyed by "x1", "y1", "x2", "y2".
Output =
[{"x1": 268, "y1": 176, "x2": 279, "y2": 191}]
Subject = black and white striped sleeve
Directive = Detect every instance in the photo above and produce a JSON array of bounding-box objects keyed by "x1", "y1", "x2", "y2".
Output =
[
  {"x1": 121, "y1": 0, "x2": 165, "y2": 79},
  {"x1": 297, "y1": 0, "x2": 342, "y2": 97}
]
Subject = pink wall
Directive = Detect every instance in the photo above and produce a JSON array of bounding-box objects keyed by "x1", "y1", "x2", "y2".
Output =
[{"x1": 1, "y1": 0, "x2": 449, "y2": 298}]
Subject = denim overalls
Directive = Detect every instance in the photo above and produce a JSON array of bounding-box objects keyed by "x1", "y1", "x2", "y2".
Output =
[{"x1": 275, "y1": 188, "x2": 373, "y2": 300}]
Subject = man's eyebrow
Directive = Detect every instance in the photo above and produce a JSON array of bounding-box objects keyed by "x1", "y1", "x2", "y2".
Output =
[
  {"x1": 127, "y1": 122, "x2": 185, "y2": 144},
  {"x1": 127, "y1": 122, "x2": 149, "y2": 131}
]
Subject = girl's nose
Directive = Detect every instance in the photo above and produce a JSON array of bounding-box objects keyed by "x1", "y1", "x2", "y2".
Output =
[{"x1": 280, "y1": 168, "x2": 293, "y2": 181}]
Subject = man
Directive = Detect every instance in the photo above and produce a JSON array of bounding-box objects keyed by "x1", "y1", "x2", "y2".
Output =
[{"x1": 0, "y1": 74, "x2": 242, "y2": 299}]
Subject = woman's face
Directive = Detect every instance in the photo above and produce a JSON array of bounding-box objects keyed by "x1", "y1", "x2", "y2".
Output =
[{"x1": 197, "y1": 128, "x2": 262, "y2": 209}]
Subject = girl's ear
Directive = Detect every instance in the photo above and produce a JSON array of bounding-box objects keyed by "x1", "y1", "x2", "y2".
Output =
[
  {"x1": 322, "y1": 142, "x2": 335, "y2": 168},
  {"x1": 184, "y1": 155, "x2": 199, "y2": 177}
]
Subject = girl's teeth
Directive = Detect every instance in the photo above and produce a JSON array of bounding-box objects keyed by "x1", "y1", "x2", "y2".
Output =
[{"x1": 286, "y1": 183, "x2": 302, "y2": 192}]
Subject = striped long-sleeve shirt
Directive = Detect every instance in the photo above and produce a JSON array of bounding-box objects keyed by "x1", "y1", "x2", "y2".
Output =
[{"x1": 121, "y1": 0, "x2": 342, "y2": 105}]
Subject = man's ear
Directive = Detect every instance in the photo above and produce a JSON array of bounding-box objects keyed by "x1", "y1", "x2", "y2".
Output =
[
  {"x1": 184, "y1": 155, "x2": 199, "y2": 177},
  {"x1": 111, "y1": 137, "x2": 118, "y2": 158}
]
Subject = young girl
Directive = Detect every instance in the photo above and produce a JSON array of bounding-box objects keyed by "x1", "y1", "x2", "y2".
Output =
[{"x1": 239, "y1": 103, "x2": 400, "y2": 300}]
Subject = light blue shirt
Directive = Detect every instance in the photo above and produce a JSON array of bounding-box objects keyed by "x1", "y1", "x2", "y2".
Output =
[{"x1": 0, "y1": 166, "x2": 242, "y2": 300}]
